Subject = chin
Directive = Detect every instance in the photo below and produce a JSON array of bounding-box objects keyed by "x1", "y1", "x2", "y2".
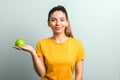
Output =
[{"x1": 54, "y1": 31, "x2": 64, "y2": 34}]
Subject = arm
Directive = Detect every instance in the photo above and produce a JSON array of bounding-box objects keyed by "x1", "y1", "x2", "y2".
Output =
[
  {"x1": 13, "y1": 45, "x2": 46, "y2": 77},
  {"x1": 75, "y1": 60, "x2": 84, "y2": 80},
  {"x1": 31, "y1": 50, "x2": 46, "y2": 77}
]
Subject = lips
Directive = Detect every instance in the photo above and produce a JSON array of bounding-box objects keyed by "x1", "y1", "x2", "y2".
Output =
[{"x1": 54, "y1": 27, "x2": 61, "y2": 30}]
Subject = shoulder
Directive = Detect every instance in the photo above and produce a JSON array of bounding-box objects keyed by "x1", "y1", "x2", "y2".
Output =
[
  {"x1": 36, "y1": 37, "x2": 51, "y2": 44},
  {"x1": 70, "y1": 38, "x2": 83, "y2": 43},
  {"x1": 69, "y1": 38, "x2": 84, "y2": 47},
  {"x1": 38, "y1": 38, "x2": 49, "y2": 42}
]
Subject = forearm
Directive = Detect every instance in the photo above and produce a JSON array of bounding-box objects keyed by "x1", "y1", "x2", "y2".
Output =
[
  {"x1": 75, "y1": 60, "x2": 84, "y2": 80},
  {"x1": 13, "y1": 45, "x2": 46, "y2": 76},
  {"x1": 30, "y1": 50, "x2": 46, "y2": 77},
  {"x1": 75, "y1": 74, "x2": 82, "y2": 80}
]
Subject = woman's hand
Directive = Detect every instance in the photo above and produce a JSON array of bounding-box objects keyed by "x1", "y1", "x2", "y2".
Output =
[
  {"x1": 13, "y1": 45, "x2": 46, "y2": 76},
  {"x1": 13, "y1": 45, "x2": 35, "y2": 53}
]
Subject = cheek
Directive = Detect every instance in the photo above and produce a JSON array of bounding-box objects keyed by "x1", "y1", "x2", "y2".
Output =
[
  {"x1": 63, "y1": 22, "x2": 68, "y2": 27},
  {"x1": 65, "y1": 21, "x2": 68, "y2": 26},
  {"x1": 48, "y1": 22, "x2": 55, "y2": 27}
]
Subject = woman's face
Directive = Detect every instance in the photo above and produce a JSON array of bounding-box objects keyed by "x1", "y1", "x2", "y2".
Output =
[{"x1": 48, "y1": 11, "x2": 68, "y2": 35}]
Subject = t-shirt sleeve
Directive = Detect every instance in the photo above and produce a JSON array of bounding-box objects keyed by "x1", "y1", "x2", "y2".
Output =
[
  {"x1": 76, "y1": 40, "x2": 85, "y2": 62},
  {"x1": 36, "y1": 40, "x2": 43, "y2": 57}
]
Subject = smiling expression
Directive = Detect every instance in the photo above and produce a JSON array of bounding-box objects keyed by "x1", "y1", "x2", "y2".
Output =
[{"x1": 48, "y1": 11, "x2": 68, "y2": 35}]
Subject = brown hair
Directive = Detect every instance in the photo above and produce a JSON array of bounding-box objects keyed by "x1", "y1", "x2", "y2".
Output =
[{"x1": 48, "y1": 5, "x2": 73, "y2": 38}]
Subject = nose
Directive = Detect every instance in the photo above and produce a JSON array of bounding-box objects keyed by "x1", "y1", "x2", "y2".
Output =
[{"x1": 56, "y1": 20, "x2": 60, "y2": 26}]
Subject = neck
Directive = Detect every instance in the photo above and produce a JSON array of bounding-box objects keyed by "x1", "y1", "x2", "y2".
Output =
[{"x1": 51, "y1": 33, "x2": 69, "y2": 43}]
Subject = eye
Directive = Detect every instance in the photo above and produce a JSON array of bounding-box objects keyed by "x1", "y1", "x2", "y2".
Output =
[
  {"x1": 51, "y1": 19, "x2": 55, "y2": 21},
  {"x1": 61, "y1": 19, "x2": 65, "y2": 21},
  {"x1": 50, "y1": 19, "x2": 56, "y2": 22}
]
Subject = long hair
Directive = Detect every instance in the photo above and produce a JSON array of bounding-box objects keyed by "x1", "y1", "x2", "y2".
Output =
[{"x1": 48, "y1": 5, "x2": 73, "y2": 38}]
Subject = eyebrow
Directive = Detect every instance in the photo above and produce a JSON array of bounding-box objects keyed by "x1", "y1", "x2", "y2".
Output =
[{"x1": 50, "y1": 17, "x2": 66, "y2": 20}]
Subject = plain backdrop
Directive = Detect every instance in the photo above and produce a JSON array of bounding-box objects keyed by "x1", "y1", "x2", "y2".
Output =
[{"x1": 0, "y1": 0, "x2": 120, "y2": 80}]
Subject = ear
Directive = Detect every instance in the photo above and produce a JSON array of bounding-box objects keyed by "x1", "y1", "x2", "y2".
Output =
[{"x1": 48, "y1": 21, "x2": 51, "y2": 27}]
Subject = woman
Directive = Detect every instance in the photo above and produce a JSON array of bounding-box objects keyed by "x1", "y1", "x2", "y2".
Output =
[{"x1": 14, "y1": 5, "x2": 85, "y2": 80}]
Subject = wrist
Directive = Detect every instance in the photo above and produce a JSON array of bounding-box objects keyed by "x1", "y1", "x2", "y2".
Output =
[{"x1": 30, "y1": 50, "x2": 36, "y2": 54}]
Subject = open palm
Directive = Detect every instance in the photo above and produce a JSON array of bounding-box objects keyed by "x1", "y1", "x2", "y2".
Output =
[{"x1": 13, "y1": 45, "x2": 35, "y2": 53}]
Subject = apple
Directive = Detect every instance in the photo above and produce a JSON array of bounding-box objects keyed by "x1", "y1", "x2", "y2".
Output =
[{"x1": 15, "y1": 38, "x2": 25, "y2": 46}]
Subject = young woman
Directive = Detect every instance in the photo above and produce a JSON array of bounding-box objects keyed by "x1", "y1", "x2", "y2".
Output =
[{"x1": 14, "y1": 5, "x2": 85, "y2": 80}]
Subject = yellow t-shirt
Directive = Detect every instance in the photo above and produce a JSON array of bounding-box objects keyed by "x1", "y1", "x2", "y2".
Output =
[{"x1": 36, "y1": 37, "x2": 85, "y2": 80}]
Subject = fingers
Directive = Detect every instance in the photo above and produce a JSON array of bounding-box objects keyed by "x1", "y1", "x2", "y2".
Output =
[
  {"x1": 13, "y1": 46, "x2": 23, "y2": 50},
  {"x1": 13, "y1": 45, "x2": 33, "y2": 53},
  {"x1": 13, "y1": 45, "x2": 30, "y2": 52}
]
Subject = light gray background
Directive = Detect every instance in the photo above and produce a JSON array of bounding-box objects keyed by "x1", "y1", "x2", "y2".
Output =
[{"x1": 0, "y1": 0, "x2": 120, "y2": 80}]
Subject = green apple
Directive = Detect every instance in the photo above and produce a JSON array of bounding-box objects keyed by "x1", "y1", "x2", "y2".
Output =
[{"x1": 15, "y1": 39, "x2": 25, "y2": 46}]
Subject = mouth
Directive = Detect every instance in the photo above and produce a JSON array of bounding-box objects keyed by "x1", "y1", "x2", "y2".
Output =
[{"x1": 54, "y1": 27, "x2": 62, "y2": 30}]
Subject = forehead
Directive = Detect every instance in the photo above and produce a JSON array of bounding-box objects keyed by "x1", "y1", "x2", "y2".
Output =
[{"x1": 50, "y1": 11, "x2": 66, "y2": 18}]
